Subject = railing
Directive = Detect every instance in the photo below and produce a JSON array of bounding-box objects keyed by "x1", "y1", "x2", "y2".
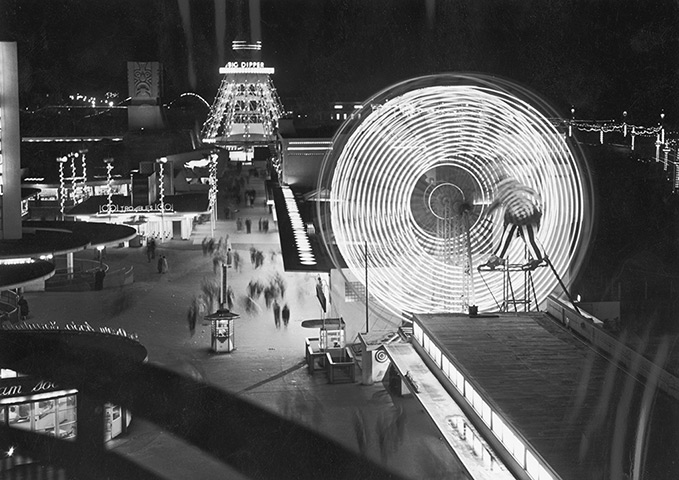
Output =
[
  {"x1": 44, "y1": 259, "x2": 105, "y2": 291},
  {"x1": 102, "y1": 265, "x2": 134, "y2": 289},
  {"x1": 0, "y1": 291, "x2": 20, "y2": 324},
  {"x1": 546, "y1": 294, "x2": 679, "y2": 401},
  {"x1": 0, "y1": 330, "x2": 403, "y2": 480},
  {"x1": 44, "y1": 259, "x2": 133, "y2": 292}
]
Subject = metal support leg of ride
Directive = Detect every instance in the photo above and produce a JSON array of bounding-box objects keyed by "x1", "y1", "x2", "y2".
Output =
[
  {"x1": 501, "y1": 263, "x2": 535, "y2": 313},
  {"x1": 544, "y1": 257, "x2": 582, "y2": 316}
]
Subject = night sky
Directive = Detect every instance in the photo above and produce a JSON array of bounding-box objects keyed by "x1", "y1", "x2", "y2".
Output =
[{"x1": 3, "y1": 0, "x2": 679, "y2": 124}]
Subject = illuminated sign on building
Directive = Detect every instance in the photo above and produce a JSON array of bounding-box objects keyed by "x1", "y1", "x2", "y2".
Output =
[
  {"x1": 0, "y1": 378, "x2": 65, "y2": 399},
  {"x1": 224, "y1": 61, "x2": 265, "y2": 69},
  {"x1": 219, "y1": 62, "x2": 275, "y2": 75},
  {"x1": 98, "y1": 203, "x2": 173, "y2": 215}
]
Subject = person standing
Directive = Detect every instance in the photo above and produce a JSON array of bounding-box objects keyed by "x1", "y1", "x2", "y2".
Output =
[
  {"x1": 94, "y1": 268, "x2": 106, "y2": 290},
  {"x1": 161, "y1": 255, "x2": 169, "y2": 274},
  {"x1": 17, "y1": 295, "x2": 29, "y2": 320},
  {"x1": 146, "y1": 237, "x2": 156, "y2": 262},
  {"x1": 245, "y1": 218, "x2": 252, "y2": 234},
  {"x1": 157, "y1": 255, "x2": 164, "y2": 274},
  {"x1": 273, "y1": 300, "x2": 281, "y2": 329},
  {"x1": 233, "y1": 250, "x2": 241, "y2": 272},
  {"x1": 282, "y1": 304, "x2": 290, "y2": 326}
]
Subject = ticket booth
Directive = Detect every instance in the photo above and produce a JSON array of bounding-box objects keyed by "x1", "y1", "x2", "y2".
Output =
[
  {"x1": 302, "y1": 318, "x2": 346, "y2": 373},
  {"x1": 319, "y1": 319, "x2": 346, "y2": 350},
  {"x1": 206, "y1": 309, "x2": 239, "y2": 353}
]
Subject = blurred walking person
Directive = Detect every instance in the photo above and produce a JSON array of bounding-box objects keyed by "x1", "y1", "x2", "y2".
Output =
[
  {"x1": 273, "y1": 300, "x2": 281, "y2": 329},
  {"x1": 158, "y1": 255, "x2": 168, "y2": 274},
  {"x1": 282, "y1": 304, "x2": 290, "y2": 326}
]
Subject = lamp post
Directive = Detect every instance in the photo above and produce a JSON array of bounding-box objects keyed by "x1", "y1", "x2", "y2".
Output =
[
  {"x1": 69, "y1": 153, "x2": 77, "y2": 203},
  {"x1": 364, "y1": 241, "x2": 369, "y2": 334},
  {"x1": 104, "y1": 158, "x2": 114, "y2": 223},
  {"x1": 57, "y1": 156, "x2": 68, "y2": 219},
  {"x1": 156, "y1": 157, "x2": 167, "y2": 241},
  {"x1": 208, "y1": 151, "x2": 218, "y2": 238},
  {"x1": 79, "y1": 149, "x2": 88, "y2": 200}
]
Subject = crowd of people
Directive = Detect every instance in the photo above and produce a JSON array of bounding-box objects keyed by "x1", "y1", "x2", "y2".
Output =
[
  {"x1": 188, "y1": 223, "x2": 291, "y2": 336},
  {"x1": 234, "y1": 217, "x2": 270, "y2": 234}
]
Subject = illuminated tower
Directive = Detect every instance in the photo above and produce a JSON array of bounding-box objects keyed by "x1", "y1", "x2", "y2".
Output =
[
  {"x1": 201, "y1": 40, "x2": 283, "y2": 151},
  {"x1": 0, "y1": 42, "x2": 21, "y2": 240}
]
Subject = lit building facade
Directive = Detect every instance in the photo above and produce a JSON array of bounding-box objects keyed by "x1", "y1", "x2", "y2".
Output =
[{"x1": 0, "y1": 326, "x2": 147, "y2": 469}]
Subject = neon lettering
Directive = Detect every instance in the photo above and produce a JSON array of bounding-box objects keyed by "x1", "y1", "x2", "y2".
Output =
[
  {"x1": 0, "y1": 385, "x2": 22, "y2": 397},
  {"x1": 98, "y1": 203, "x2": 173, "y2": 214},
  {"x1": 32, "y1": 380, "x2": 56, "y2": 392}
]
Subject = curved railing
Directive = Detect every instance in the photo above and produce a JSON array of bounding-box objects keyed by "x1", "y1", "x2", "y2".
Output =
[
  {"x1": 0, "y1": 330, "x2": 404, "y2": 479},
  {"x1": 0, "y1": 291, "x2": 20, "y2": 324},
  {"x1": 44, "y1": 258, "x2": 134, "y2": 291},
  {"x1": 44, "y1": 258, "x2": 104, "y2": 291}
]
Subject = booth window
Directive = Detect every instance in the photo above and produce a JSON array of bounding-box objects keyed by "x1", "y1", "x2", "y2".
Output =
[{"x1": 4, "y1": 394, "x2": 77, "y2": 440}]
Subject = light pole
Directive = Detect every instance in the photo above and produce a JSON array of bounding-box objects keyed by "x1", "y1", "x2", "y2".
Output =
[
  {"x1": 79, "y1": 149, "x2": 88, "y2": 200},
  {"x1": 208, "y1": 151, "x2": 218, "y2": 238},
  {"x1": 104, "y1": 158, "x2": 114, "y2": 223},
  {"x1": 57, "y1": 156, "x2": 68, "y2": 219},
  {"x1": 156, "y1": 157, "x2": 167, "y2": 241},
  {"x1": 69, "y1": 153, "x2": 77, "y2": 204},
  {"x1": 364, "y1": 241, "x2": 369, "y2": 334}
]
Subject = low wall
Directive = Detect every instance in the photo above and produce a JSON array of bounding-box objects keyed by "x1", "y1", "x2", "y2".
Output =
[
  {"x1": 547, "y1": 294, "x2": 679, "y2": 401},
  {"x1": 0, "y1": 291, "x2": 20, "y2": 324},
  {"x1": 45, "y1": 265, "x2": 134, "y2": 292},
  {"x1": 103, "y1": 266, "x2": 134, "y2": 289}
]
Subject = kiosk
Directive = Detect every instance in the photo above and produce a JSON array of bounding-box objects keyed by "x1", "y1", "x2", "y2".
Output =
[
  {"x1": 302, "y1": 318, "x2": 355, "y2": 382},
  {"x1": 319, "y1": 319, "x2": 346, "y2": 350},
  {"x1": 358, "y1": 330, "x2": 399, "y2": 385},
  {"x1": 206, "y1": 309, "x2": 239, "y2": 353}
]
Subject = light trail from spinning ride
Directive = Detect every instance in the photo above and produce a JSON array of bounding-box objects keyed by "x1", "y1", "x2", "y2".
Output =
[{"x1": 317, "y1": 74, "x2": 594, "y2": 321}]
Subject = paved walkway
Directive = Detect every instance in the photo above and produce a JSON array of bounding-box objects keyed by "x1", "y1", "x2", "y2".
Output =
[{"x1": 22, "y1": 183, "x2": 465, "y2": 479}]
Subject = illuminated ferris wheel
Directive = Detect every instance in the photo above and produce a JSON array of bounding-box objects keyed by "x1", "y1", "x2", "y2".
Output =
[{"x1": 317, "y1": 74, "x2": 594, "y2": 319}]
